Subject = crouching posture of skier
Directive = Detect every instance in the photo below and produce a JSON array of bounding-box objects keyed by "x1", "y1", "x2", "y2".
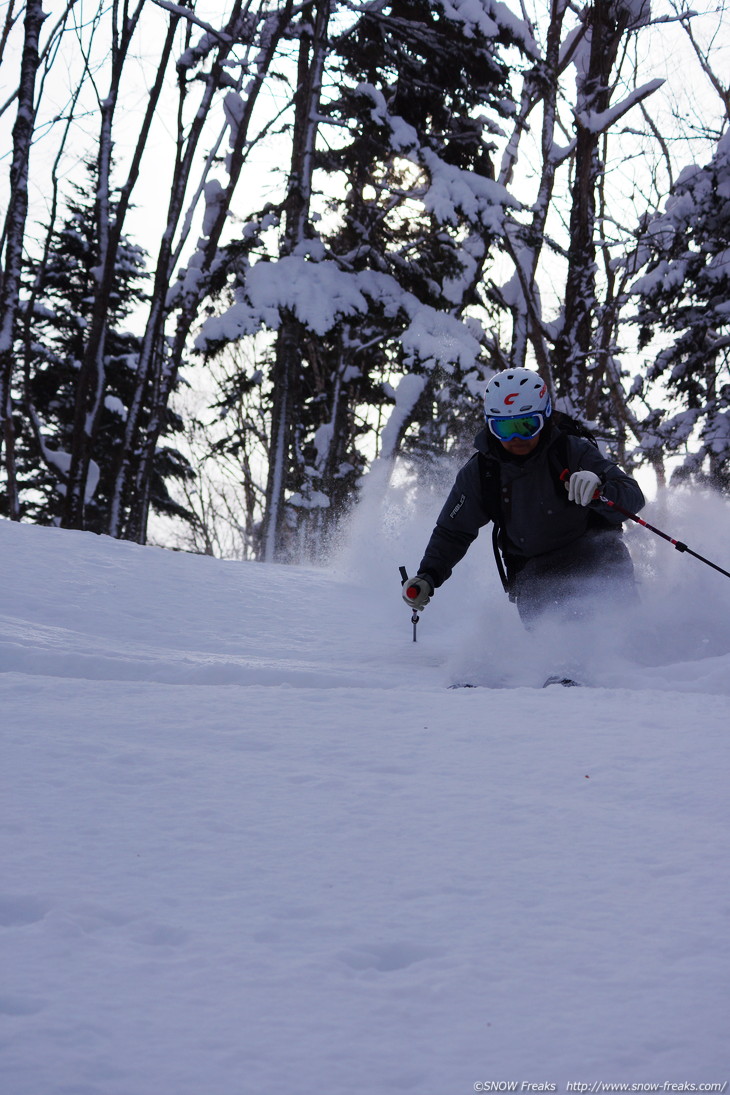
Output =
[{"x1": 402, "y1": 368, "x2": 645, "y2": 628}]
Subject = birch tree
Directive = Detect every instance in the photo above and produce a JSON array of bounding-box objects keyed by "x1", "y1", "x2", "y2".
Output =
[
  {"x1": 483, "y1": 0, "x2": 664, "y2": 441},
  {"x1": 1, "y1": 0, "x2": 297, "y2": 538},
  {"x1": 0, "y1": 0, "x2": 47, "y2": 519},
  {"x1": 258, "y1": 0, "x2": 330, "y2": 561},
  {"x1": 116, "y1": 0, "x2": 296, "y2": 544},
  {"x1": 61, "y1": 0, "x2": 184, "y2": 530},
  {"x1": 552, "y1": 0, "x2": 658, "y2": 415}
]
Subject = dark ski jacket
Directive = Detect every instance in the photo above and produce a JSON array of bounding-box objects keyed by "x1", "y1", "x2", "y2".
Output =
[{"x1": 418, "y1": 420, "x2": 645, "y2": 589}]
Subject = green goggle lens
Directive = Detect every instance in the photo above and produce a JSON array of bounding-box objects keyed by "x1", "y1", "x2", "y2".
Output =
[{"x1": 487, "y1": 413, "x2": 544, "y2": 441}]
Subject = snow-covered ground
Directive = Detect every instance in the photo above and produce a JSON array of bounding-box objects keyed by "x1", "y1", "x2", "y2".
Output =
[{"x1": 2, "y1": 475, "x2": 730, "y2": 1094}]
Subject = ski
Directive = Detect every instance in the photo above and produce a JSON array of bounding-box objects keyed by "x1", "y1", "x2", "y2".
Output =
[
  {"x1": 543, "y1": 675, "x2": 582, "y2": 688},
  {"x1": 449, "y1": 677, "x2": 584, "y2": 689}
]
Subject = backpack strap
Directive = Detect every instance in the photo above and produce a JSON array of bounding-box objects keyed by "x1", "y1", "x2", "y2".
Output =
[
  {"x1": 477, "y1": 451, "x2": 513, "y2": 596},
  {"x1": 491, "y1": 522, "x2": 511, "y2": 595},
  {"x1": 547, "y1": 430, "x2": 570, "y2": 485}
]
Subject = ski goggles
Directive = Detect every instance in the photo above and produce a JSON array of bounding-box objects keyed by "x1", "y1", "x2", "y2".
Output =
[{"x1": 487, "y1": 412, "x2": 546, "y2": 441}]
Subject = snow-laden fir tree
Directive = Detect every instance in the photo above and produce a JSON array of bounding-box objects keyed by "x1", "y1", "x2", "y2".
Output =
[
  {"x1": 322, "y1": 0, "x2": 527, "y2": 469},
  {"x1": 200, "y1": 0, "x2": 531, "y2": 561},
  {"x1": 630, "y1": 128, "x2": 730, "y2": 488},
  {"x1": 12, "y1": 170, "x2": 192, "y2": 532}
]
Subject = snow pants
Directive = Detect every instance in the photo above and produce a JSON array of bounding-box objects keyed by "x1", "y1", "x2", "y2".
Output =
[{"x1": 510, "y1": 529, "x2": 637, "y2": 628}]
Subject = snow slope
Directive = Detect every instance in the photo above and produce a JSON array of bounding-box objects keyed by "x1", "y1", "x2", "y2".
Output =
[{"x1": 1, "y1": 479, "x2": 730, "y2": 1094}]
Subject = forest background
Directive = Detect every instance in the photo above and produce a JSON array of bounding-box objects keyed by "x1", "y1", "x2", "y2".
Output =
[{"x1": 1, "y1": 0, "x2": 729, "y2": 562}]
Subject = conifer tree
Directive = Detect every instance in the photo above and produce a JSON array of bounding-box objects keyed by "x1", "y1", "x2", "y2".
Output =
[
  {"x1": 12, "y1": 170, "x2": 192, "y2": 530},
  {"x1": 630, "y1": 131, "x2": 730, "y2": 488},
  {"x1": 248, "y1": 0, "x2": 526, "y2": 558}
]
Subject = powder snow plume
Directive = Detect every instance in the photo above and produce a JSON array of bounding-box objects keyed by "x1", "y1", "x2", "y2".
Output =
[{"x1": 333, "y1": 461, "x2": 730, "y2": 693}]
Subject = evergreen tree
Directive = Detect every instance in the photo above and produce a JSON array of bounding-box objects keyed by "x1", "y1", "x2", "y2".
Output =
[
  {"x1": 255, "y1": 0, "x2": 525, "y2": 556},
  {"x1": 12, "y1": 170, "x2": 192, "y2": 530},
  {"x1": 324, "y1": 0, "x2": 522, "y2": 361},
  {"x1": 630, "y1": 130, "x2": 730, "y2": 488}
]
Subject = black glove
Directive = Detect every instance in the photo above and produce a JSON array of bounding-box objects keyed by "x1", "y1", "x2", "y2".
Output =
[{"x1": 401, "y1": 573, "x2": 434, "y2": 610}]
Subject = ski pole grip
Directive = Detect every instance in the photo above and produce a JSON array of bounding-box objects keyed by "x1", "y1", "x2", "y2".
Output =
[
  {"x1": 561, "y1": 467, "x2": 601, "y2": 501},
  {"x1": 399, "y1": 565, "x2": 408, "y2": 583}
]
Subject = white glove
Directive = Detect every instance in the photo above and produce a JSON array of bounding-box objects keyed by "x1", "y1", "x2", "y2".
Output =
[
  {"x1": 401, "y1": 574, "x2": 433, "y2": 610},
  {"x1": 567, "y1": 469, "x2": 601, "y2": 506}
]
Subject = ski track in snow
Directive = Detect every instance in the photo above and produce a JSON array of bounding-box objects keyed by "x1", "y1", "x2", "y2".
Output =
[{"x1": 1, "y1": 500, "x2": 729, "y2": 1094}]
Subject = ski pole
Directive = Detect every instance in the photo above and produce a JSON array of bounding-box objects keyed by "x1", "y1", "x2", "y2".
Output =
[
  {"x1": 399, "y1": 565, "x2": 420, "y2": 642},
  {"x1": 598, "y1": 495, "x2": 730, "y2": 581}
]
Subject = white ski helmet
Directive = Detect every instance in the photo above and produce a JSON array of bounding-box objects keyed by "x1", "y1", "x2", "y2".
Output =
[{"x1": 483, "y1": 368, "x2": 551, "y2": 419}]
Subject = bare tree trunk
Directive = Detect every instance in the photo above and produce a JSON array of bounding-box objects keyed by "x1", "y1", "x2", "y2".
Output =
[
  {"x1": 0, "y1": 0, "x2": 46, "y2": 519},
  {"x1": 61, "y1": 0, "x2": 161, "y2": 529},
  {"x1": 19, "y1": 77, "x2": 86, "y2": 487},
  {"x1": 119, "y1": 0, "x2": 296, "y2": 544},
  {"x1": 501, "y1": 0, "x2": 571, "y2": 378},
  {"x1": 552, "y1": 0, "x2": 632, "y2": 407},
  {"x1": 677, "y1": 0, "x2": 730, "y2": 120},
  {"x1": 260, "y1": 0, "x2": 330, "y2": 562},
  {"x1": 0, "y1": 0, "x2": 21, "y2": 74}
]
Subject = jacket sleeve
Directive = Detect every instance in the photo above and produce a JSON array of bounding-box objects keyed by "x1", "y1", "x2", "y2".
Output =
[
  {"x1": 417, "y1": 454, "x2": 494, "y2": 588},
  {"x1": 567, "y1": 438, "x2": 645, "y2": 525}
]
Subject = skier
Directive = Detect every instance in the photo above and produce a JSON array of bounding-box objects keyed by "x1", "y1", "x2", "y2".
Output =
[{"x1": 401, "y1": 368, "x2": 645, "y2": 628}]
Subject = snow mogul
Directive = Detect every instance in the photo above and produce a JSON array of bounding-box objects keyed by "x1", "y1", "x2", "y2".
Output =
[{"x1": 401, "y1": 367, "x2": 645, "y2": 628}]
